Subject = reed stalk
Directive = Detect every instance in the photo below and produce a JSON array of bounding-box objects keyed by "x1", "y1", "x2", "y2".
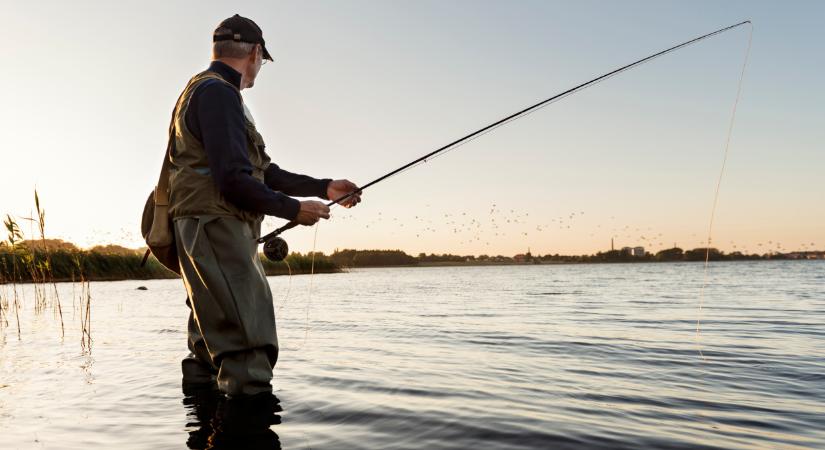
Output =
[
  {"x1": 75, "y1": 255, "x2": 92, "y2": 350},
  {"x1": 4, "y1": 214, "x2": 23, "y2": 338},
  {"x1": 33, "y1": 190, "x2": 64, "y2": 337},
  {"x1": 0, "y1": 267, "x2": 7, "y2": 328}
]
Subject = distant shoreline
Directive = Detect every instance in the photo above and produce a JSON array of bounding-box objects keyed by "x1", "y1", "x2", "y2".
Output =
[
  {"x1": 1, "y1": 244, "x2": 821, "y2": 285},
  {"x1": 2, "y1": 257, "x2": 821, "y2": 285},
  {"x1": 359, "y1": 258, "x2": 823, "y2": 269}
]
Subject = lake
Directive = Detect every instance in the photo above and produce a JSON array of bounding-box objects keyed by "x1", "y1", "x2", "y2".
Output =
[{"x1": 1, "y1": 261, "x2": 823, "y2": 449}]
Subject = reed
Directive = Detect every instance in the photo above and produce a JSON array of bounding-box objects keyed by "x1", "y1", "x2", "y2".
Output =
[
  {"x1": 74, "y1": 255, "x2": 92, "y2": 350},
  {"x1": 5, "y1": 191, "x2": 66, "y2": 337},
  {"x1": 0, "y1": 263, "x2": 7, "y2": 328},
  {"x1": 33, "y1": 190, "x2": 64, "y2": 337},
  {"x1": 0, "y1": 191, "x2": 87, "y2": 342},
  {"x1": 3, "y1": 214, "x2": 23, "y2": 338}
]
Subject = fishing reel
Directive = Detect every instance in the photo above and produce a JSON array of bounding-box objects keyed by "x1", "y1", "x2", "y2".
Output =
[
  {"x1": 262, "y1": 235, "x2": 289, "y2": 261},
  {"x1": 258, "y1": 221, "x2": 298, "y2": 262}
]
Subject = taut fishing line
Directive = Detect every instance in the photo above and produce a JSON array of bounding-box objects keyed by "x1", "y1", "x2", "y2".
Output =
[
  {"x1": 696, "y1": 23, "x2": 753, "y2": 359},
  {"x1": 268, "y1": 21, "x2": 753, "y2": 353}
]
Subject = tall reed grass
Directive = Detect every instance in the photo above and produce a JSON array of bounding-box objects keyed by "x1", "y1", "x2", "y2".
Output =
[
  {"x1": 2, "y1": 213, "x2": 23, "y2": 338},
  {"x1": 0, "y1": 190, "x2": 102, "y2": 344}
]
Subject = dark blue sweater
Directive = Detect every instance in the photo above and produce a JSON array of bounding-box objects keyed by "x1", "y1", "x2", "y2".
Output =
[{"x1": 185, "y1": 61, "x2": 330, "y2": 220}]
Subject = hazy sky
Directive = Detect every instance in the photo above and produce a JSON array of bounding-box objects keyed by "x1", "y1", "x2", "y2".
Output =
[{"x1": 1, "y1": 0, "x2": 822, "y2": 256}]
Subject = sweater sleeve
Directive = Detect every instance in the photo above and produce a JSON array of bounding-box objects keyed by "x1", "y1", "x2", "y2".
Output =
[
  {"x1": 264, "y1": 163, "x2": 331, "y2": 199},
  {"x1": 196, "y1": 82, "x2": 300, "y2": 220}
]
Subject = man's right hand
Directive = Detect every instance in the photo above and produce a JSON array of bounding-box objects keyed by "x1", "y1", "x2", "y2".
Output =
[{"x1": 295, "y1": 200, "x2": 330, "y2": 225}]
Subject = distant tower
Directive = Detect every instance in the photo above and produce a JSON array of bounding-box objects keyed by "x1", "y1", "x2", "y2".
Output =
[{"x1": 611, "y1": 238, "x2": 614, "y2": 251}]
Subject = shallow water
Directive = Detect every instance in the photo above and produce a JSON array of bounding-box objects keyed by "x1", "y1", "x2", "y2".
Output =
[{"x1": 1, "y1": 261, "x2": 823, "y2": 449}]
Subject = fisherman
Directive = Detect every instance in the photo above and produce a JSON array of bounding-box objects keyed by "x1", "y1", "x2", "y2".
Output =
[{"x1": 169, "y1": 14, "x2": 361, "y2": 400}]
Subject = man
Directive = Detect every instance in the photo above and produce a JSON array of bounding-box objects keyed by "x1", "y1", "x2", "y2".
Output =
[{"x1": 169, "y1": 14, "x2": 361, "y2": 400}]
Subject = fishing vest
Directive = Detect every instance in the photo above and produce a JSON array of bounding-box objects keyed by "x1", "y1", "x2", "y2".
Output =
[{"x1": 168, "y1": 70, "x2": 270, "y2": 223}]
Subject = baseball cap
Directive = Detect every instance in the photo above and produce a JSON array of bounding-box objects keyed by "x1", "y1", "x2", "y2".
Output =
[{"x1": 213, "y1": 14, "x2": 273, "y2": 61}]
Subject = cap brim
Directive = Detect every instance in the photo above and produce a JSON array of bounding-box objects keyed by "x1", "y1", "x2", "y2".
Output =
[{"x1": 262, "y1": 45, "x2": 273, "y2": 61}]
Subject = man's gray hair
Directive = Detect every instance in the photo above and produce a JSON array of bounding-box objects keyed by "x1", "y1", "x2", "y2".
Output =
[{"x1": 213, "y1": 27, "x2": 256, "y2": 59}]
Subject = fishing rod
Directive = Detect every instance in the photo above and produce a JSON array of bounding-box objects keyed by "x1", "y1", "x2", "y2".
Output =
[{"x1": 258, "y1": 20, "x2": 752, "y2": 261}]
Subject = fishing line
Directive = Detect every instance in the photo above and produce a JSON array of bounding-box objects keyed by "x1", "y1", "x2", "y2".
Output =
[
  {"x1": 274, "y1": 258, "x2": 292, "y2": 316},
  {"x1": 696, "y1": 23, "x2": 753, "y2": 359},
  {"x1": 304, "y1": 221, "x2": 320, "y2": 347},
  {"x1": 279, "y1": 220, "x2": 320, "y2": 352}
]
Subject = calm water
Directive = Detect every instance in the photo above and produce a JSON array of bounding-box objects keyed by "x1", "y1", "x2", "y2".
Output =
[{"x1": 1, "y1": 261, "x2": 823, "y2": 449}]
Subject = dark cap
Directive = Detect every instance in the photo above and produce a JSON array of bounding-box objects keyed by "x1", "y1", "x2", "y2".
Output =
[{"x1": 213, "y1": 14, "x2": 273, "y2": 61}]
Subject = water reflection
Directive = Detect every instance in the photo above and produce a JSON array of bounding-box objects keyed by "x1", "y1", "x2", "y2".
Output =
[{"x1": 183, "y1": 384, "x2": 282, "y2": 450}]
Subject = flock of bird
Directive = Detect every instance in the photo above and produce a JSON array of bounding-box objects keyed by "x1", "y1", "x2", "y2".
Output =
[
  {"x1": 67, "y1": 208, "x2": 816, "y2": 256},
  {"x1": 321, "y1": 202, "x2": 817, "y2": 254}
]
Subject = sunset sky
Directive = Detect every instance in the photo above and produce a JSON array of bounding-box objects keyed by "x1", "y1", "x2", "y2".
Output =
[{"x1": 1, "y1": 0, "x2": 822, "y2": 256}]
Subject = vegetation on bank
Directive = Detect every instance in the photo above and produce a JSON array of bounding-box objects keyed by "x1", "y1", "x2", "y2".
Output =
[
  {"x1": 0, "y1": 243, "x2": 340, "y2": 284},
  {"x1": 3, "y1": 244, "x2": 815, "y2": 285},
  {"x1": 0, "y1": 242, "x2": 173, "y2": 283},
  {"x1": 327, "y1": 246, "x2": 821, "y2": 268},
  {"x1": 260, "y1": 252, "x2": 339, "y2": 276},
  {"x1": 330, "y1": 249, "x2": 417, "y2": 267}
]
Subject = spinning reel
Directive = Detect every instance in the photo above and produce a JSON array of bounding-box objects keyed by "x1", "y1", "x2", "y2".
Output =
[
  {"x1": 258, "y1": 220, "x2": 300, "y2": 262},
  {"x1": 262, "y1": 235, "x2": 289, "y2": 261}
]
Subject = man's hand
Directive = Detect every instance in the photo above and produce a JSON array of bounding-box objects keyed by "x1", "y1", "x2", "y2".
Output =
[
  {"x1": 295, "y1": 200, "x2": 330, "y2": 225},
  {"x1": 326, "y1": 179, "x2": 362, "y2": 208}
]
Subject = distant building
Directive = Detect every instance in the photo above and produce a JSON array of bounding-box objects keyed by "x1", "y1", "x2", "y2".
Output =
[
  {"x1": 514, "y1": 248, "x2": 533, "y2": 263},
  {"x1": 619, "y1": 246, "x2": 645, "y2": 257},
  {"x1": 787, "y1": 251, "x2": 825, "y2": 260}
]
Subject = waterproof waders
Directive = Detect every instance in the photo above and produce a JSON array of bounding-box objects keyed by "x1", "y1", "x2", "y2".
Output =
[{"x1": 169, "y1": 70, "x2": 277, "y2": 396}]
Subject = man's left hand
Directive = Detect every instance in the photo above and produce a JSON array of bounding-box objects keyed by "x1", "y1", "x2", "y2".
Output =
[{"x1": 327, "y1": 179, "x2": 362, "y2": 208}]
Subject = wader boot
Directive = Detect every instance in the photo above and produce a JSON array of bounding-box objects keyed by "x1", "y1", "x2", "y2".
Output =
[{"x1": 181, "y1": 296, "x2": 218, "y2": 389}]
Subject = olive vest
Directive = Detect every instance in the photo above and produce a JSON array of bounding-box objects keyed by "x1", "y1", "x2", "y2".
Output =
[{"x1": 168, "y1": 71, "x2": 270, "y2": 223}]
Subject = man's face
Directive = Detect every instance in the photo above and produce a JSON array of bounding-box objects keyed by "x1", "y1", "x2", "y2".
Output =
[{"x1": 245, "y1": 46, "x2": 263, "y2": 88}]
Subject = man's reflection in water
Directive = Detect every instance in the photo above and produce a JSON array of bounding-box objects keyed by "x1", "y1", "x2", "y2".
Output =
[{"x1": 184, "y1": 384, "x2": 282, "y2": 449}]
